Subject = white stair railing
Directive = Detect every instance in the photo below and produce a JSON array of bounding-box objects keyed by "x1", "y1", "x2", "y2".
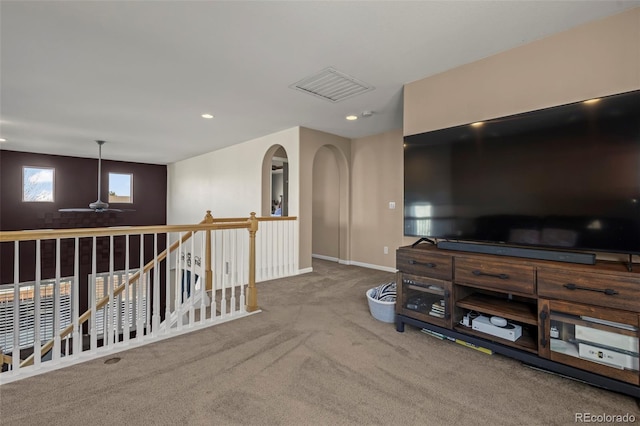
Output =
[
  {"x1": 1, "y1": 212, "x2": 297, "y2": 384},
  {"x1": 0, "y1": 213, "x2": 300, "y2": 384}
]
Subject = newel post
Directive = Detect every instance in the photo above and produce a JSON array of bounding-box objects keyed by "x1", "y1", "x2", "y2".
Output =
[
  {"x1": 246, "y1": 212, "x2": 259, "y2": 312},
  {"x1": 204, "y1": 210, "x2": 214, "y2": 292}
]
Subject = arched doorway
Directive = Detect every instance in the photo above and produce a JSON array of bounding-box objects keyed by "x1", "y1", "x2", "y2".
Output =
[{"x1": 261, "y1": 145, "x2": 288, "y2": 217}]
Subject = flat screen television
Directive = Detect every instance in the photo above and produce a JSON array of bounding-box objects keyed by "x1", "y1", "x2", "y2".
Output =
[{"x1": 404, "y1": 89, "x2": 640, "y2": 257}]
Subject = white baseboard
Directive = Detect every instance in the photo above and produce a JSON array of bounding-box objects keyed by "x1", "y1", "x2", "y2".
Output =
[
  {"x1": 342, "y1": 260, "x2": 397, "y2": 273},
  {"x1": 311, "y1": 254, "x2": 397, "y2": 273},
  {"x1": 311, "y1": 254, "x2": 339, "y2": 262},
  {"x1": 297, "y1": 267, "x2": 313, "y2": 275}
]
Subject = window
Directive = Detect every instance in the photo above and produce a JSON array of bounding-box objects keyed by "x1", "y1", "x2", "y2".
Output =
[
  {"x1": 22, "y1": 167, "x2": 54, "y2": 202},
  {"x1": 0, "y1": 278, "x2": 73, "y2": 354},
  {"x1": 108, "y1": 173, "x2": 133, "y2": 203}
]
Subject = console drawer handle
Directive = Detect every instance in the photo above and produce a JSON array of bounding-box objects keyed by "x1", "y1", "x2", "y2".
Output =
[
  {"x1": 563, "y1": 283, "x2": 619, "y2": 296},
  {"x1": 472, "y1": 270, "x2": 509, "y2": 280},
  {"x1": 408, "y1": 260, "x2": 436, "y2": 268}
]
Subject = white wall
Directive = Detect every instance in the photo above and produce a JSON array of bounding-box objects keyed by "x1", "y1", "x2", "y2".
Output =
[{"x1": 168, "y1": 127, "x2": 300, "y2": 225}]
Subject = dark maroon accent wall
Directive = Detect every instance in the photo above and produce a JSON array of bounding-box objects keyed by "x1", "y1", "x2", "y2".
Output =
[
  {"x1": 0, "y1": 150, "x2": 168, "y2": 323},
  {"x1": 0, "y1": 150, "x2": 166, "y2": 232}
]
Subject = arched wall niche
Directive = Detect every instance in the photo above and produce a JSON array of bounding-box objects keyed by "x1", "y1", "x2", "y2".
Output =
[{"x1": 298, "y1": 127, "x2": 351, "y2": 269}]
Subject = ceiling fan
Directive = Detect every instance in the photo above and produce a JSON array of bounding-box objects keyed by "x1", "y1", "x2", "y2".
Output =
[{"x1": 59, "y1": 140, "x2": 134, "y2": 213}]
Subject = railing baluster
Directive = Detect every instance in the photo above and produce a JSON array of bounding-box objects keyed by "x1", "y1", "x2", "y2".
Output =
[
  {"x1": 209, "y1": 230, "x2": 220, "y2": 321},
  {"x1": 279, "y1": 221, "x2": 284, "y2": 277},
  {"x1": 124, "y1": 235, "x2": 130, "y2": 344},
  {"x1": 166, "y1": 232, "x2": 172, "y2": 330},
  {"x1": 34, "y1": 239, "x2": 42, "y2": 368},
  {"x1": 188, "y1": 232, "x2": 195, "y2": 326},
  {"x1": 137, "y1": 234, "x2": 144, "y2": 342},
  {"x1": 90, "y1": 236, "x2": 97, "y2": 352},
  {"x1": 230, "y1": 230, "x2": 237, "y2": 315},
  {"x1": 239, "y1": 230, "x2": 246, "y2": 313},
  {"x1": 291, "y1": 220, "x2": 296, "y2": 274},
  {"x1": 145, "y1": 270, "x2": 150, "y2": 337},
  {"x1": 72, "y1": 237, "x2": 80, "y2": 356},
  {"x1": 12, "y1": 241, "x2": 20, "y2": 374},
  {"x1": 177, "y1": 235, "x2": 183, "y2": 331},
  {"x1": 152, "y1": 233, "x2": 160, "y2": 334},
  {"x1": 108, "y1": 235, "x2": 115, "y2": 348},
  {"x1": 285, "y1": 220, "x2": 292, "y2": 275},
  {"x1": 200, "y1": 232, "x2": 206, "y2": 323},
  {"x1": 53, "y1": 238, "x2": 61, "y2": 362},
  {"x1": 268, "y1": 222, "x2": 274, "y2": 280},
  {"x1": 221, "y1": 230, "x2": 227, "y2": 317}
]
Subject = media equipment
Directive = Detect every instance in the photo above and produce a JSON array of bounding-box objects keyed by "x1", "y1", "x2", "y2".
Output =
[
  {"x1": 436, "y1": 241, "x2": 596, "y2": 264},
  {"x1": 578, "y1": 343, "x2": 639, "y2": 370},
  {"x1": 472, "y1": 315, "x2": 522, "y2": 342},
  {"x1": 404, "y1": 90, "x2": 640, "y2": 259}
]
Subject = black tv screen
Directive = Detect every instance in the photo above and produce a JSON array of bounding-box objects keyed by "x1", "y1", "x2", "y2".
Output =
[{"x1": 404, "y1": 89, "x2": 640, "y2": 255}]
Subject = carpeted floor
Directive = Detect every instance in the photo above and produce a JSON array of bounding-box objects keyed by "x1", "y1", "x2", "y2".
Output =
[{"x1": 1, "y1": 259, "x2": 638, "y2": 425}]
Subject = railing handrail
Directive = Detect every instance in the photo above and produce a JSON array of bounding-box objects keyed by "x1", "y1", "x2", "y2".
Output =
[
  {"x1": 13, "y1": 211, "x2": 256, "y2": 368},
  {"x1": 212, "y1": 216, "x2": 297, "y2": 223},
  {"x1": 0, "y1": 223, "x2": 252, "y2": 242}
]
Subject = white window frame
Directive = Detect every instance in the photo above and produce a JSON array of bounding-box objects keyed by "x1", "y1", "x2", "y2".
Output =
[
  {"x1": 22, "y1": 166, "x2": 55, "y2": 202},
  {"x1": 108, "y1": 172, "x2": 133, "y2": 204}
]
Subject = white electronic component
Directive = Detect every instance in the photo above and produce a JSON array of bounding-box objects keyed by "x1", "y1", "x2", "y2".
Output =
[
  {"x1": 472, "y1": 315, "x2": 522, "y2": 342},
  {"x1": 579, "y1": 343, "x2": 639, "y2": 370},
  {"x1": 462, "y1": 313, "x2": 471, "y2": 327},
  {"x1": 490, "y1": 316, "x2": 507, "y2": 327},
  {"x1": 575, "y1": 325, "x2": 638, "y2": 353}
]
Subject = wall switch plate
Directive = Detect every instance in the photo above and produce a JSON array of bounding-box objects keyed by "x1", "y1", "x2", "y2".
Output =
[
  {"x1": 389, "y1": 201, "x2": 396, "y2": 209},
  {"x1": 384, "y1": 246, "x2": 389, "y2": 254}
]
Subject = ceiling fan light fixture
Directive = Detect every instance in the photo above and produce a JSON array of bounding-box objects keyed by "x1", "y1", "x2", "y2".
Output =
[{"x1": 59, "y1": 140, "x2": 134, "y2": 213}]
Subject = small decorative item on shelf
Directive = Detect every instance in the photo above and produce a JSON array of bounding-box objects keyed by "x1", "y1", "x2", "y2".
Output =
[
  {"x1": 366, "y1": 281, "x2": 396, "y2": 323},
  {"x1": 429, "y1": 299, "x2": 445, "y2": 318}
]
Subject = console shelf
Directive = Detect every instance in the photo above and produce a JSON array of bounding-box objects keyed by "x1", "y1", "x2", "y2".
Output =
[
  {"x1": 456, "y1": 293, "x2": 537, "y2": 325},
  {"x1": 453, "y1": 325, "x2": 538, "y2": 353},
  {"x1": 395, "y1": 244, "x2": 640, "y2": 399}
]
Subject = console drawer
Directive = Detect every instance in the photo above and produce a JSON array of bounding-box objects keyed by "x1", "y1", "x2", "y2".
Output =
[
  {"x1": 538, "y1": 268, "x2": 640, "y2": 312},
  {"x1": 455, "y1": 258, "x2": 535, "y2": 295},
  {"x1": 396, "y1": 250, "x2": 452, "y2": 281}
]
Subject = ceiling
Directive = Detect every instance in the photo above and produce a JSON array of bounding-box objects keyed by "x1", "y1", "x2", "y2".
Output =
[{"x1": 1, "y1": 1, "x2": 638, "y2": 165}]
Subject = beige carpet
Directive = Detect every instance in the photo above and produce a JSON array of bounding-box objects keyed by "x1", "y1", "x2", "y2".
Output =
[{"x1": 1, "y1": 259, "x2": 638, "y2": 425}]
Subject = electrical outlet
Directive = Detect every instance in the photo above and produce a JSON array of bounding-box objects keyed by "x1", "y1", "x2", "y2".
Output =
[
  {"x1": 388, "y1": 201, "x2": 396, "y2": 209},
  {"x1": 383, "y1": 246, "x2": 389, "y2": 254}
]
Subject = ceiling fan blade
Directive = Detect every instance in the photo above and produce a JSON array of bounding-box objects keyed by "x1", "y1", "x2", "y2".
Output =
[
  {"x1": 103, "y1": 208, "x2": 136, "y2": 213},
  {"x1": 59, "y1": 208, "x2": 96, "y2": 212}
]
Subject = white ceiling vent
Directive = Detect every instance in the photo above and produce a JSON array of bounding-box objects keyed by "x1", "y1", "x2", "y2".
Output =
[{"x1": 290, "y1": 67, "x2": 374, "y2": 103}]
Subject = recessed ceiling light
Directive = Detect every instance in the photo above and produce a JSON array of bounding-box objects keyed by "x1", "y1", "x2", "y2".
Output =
[
  {"x1": 346, "y1": 115, "x2": 358, "y2": 121},
  {"x1": 471, "y1": 121, "x2": 484, "y2": 127},
  {"x1": 0, "y1": 138, "x2": 6, "y2": 142},
  {"x1": 201, "y1": 113, "x2": 214, "y2": 119},
  {"x1": 583, "y1": 98, "x2": 600, "y2": 105}
]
